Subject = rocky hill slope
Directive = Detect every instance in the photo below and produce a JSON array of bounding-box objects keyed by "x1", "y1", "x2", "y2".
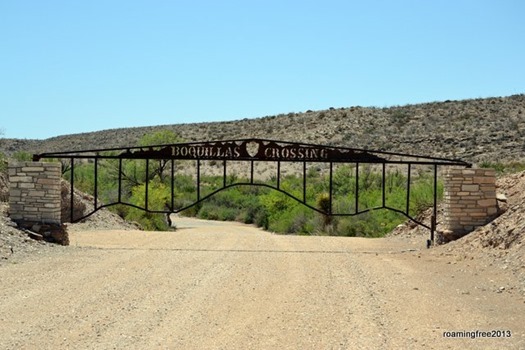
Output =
[
  {"x1": 390, "y1": 170, "x2": 525, "y2": 291},
  {"x1": 2, "y1": 94, "x2": 524, "y2": 164}
]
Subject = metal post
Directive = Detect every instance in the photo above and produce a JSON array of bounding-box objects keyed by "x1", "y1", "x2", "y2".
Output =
[
  {"x1": 406, "y1": 163, "x2": 411, "y2": 215},
  {"x1": 250, "y1": 160, "x2": 254, "y2": 184},
  {"x1": 329, "y1": 162, "x2": 333, "y2": 215},
  {"x1": 197, "y1": 159, "x2": 201, "y2": 201},
  {"x1": 277, "y1": 161, "x2": 281, "y2": 189},
  {"x1": 355, "y1": 163, "x2": 359, "y2": 214},
  {"x1": 303, "y1": 162, "x2": 306, "y2": 203},
  {"x1": 223, "y1": 160, "x2": 227, "y2": 187},
  {"x1": 171, "y1": 159, "x2": 175, "y2": 211},
  {"x1": 145, "y1": 159, "x2": 149, "y2": 211},
  {"x1": 118, "y1": 158, "x2": 122, "y2": 203},
  {"x1": 430, "y1": 164, "x2": 438, "y2": 247},
  {"x1": 94, "y1": 157, "x2": 98, "y2": 210},
  {"x1": 382, "y1": 162, "x2": 386, "y2": 207},
  {"x1": 70, "y1": 157, "x2": 74, "y2": 222}
]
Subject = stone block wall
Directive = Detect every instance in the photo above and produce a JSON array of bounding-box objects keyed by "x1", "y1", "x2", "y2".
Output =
[
  {"x1": 443, "y1": 167, "x2": 497, "y2": 239},
  {"x1": 9, "y1": 162, "x2": 61, "y2": 225}
]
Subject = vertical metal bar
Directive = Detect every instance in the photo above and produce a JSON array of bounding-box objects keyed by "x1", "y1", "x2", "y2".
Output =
[
  {"x1": 355, "y1": 163, "x2": 359, "y2": 214},
  {"x1": 171, "y1": 159, "x2": 175, "y2": 211},
  {"x1": 406, "y1": 163, "x2": 411, "y2": 215},
  {"x1": 223, "y1": 160, "x2": 227, "y2": 187},
  {"x1": 197, "y1": 159, "x2": 201, "y2": 201},
  {"x1": 277, "y1": 161, "x2": 281, "y2": 189},
  {"x1": 329, "y1": 162, "x2": 333, "y2": 215},
  {"x1": 382, "y1": 162, "x2": 386, "y2": 207},
  {"x1": 94, "y1": 157, "x2": 98, "y2": 210},
  {"x1": 118, "y1": 158, "x2": 122, "y2": 203},
  {"x1": 145, "y1": 159, "x2": 149, "y2": 211},
  {"x1": 70, "y1": 158, "x2": 74, "y2": 222},
  {"x1": 303, "y1": 162, "x2": 306, "y2": 203},
  {"x1": 250, "y1": 160, "x2": 254, "y2": 184},
  {"x1": 431, "y1": 164, "x2": 438, "y2": 244}
]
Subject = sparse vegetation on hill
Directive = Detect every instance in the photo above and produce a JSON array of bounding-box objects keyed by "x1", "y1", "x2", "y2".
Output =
[
  {"x1": 1, "y1": 95, "x2": 525, "y2": 234},
  {"x1": 1, "y1": 94, "x2": 524, "y2": 164}
]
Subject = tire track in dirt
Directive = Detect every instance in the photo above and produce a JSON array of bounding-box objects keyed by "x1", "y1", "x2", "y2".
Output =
[{"x1": 1, "y1": 219, "x2": 524, "y2": 349}]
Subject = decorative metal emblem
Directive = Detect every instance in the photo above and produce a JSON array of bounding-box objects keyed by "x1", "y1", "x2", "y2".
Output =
[{"x1": 118, "y1": 139, "x2": 386, "y2": 163}]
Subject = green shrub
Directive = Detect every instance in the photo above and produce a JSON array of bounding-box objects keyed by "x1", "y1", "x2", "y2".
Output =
[
  {"x1": 479, "y1": 161, "x2": 525, "y2": 175},
  {"x1": 125, "y1": 181, "x2": 170, "y2": 231},
  {"x1": 56, "y1": 136, "x2": 445, "y2": 236},
  {"x1": 13, "y1": 151, "x2": 33, "y2": 162}
]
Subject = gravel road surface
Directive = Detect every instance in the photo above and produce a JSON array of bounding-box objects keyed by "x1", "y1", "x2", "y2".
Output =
[{"x1": 1, "y1": 218, "x2": 523, "y2": 349}]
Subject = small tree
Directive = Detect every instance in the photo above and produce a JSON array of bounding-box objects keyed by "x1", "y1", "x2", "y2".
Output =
[
  {"x1": 139, "y1": 130, "x2": 183, "y2": 182},
  {"x1": 101, "y1": 130, "x2": 184, "y2": 200},
  {"x1": 316, "y1": 192, "x2": 332, "y2": 228},
  {"x1": 126, "y1": 180, "x2": 171, "y2": 231}
]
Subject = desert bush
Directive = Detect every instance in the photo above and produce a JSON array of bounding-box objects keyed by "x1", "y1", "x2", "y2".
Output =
[
  {"x1": 60, "y1": 159, "x2": 443, "y2": 235},
  {"x1": 12, "y1": 151, "x2": 32, "y2": 162},
  {"x1": 195, "y1": 185, "x2": 267, "y2": 224},
  {"x1": 0, "y1": 170, "x2": 9, "y2": 202},
  {"x1": 316, "y1": 192, "x2": 332, "y2": 227},
  {"x1": 264, "y1": 203, "x2": 314, "y2": 234},
  {"x1": 0, "y1": 152, "x2": 7, "y2": 173},
  {"x1": 479, "y1": 161, "x2": 525, "y2": 175},
  {"x1": 52, "y1": 129, "x2": 447, "y2": 234},
  {"x1": 409, "y1": 175, "x2": 442, "y2": 215},
  {"x1": 125, "y1": 181, "x2": 170, "y2": 231}
]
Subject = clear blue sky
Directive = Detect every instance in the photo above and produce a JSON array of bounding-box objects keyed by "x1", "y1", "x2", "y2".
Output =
[{"x1": 1, "y1": 0, "x2": 524, "y2": 140}]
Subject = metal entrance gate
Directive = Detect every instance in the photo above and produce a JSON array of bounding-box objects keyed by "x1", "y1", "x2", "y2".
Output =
[{"x1": 34, "y1": 138, "x2": 470, "y2": 246}]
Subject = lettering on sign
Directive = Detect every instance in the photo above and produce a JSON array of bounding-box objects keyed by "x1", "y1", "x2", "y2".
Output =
[
  {"x1": 172, "y1": 145, "x2": 241, "y2": 159},
  {"x1": 120, "y1": 139, "x2": 385, "y2": 162}
]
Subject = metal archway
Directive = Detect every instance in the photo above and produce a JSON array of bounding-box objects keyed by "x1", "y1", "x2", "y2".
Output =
[{"x1": 34, "y1": 138, "x2": 471, "y2": 246}]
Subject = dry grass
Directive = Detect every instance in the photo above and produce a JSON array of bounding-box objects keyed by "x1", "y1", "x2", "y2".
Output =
[{"x1": 1, "y1": 94, "x2": 524, "y2": 164}]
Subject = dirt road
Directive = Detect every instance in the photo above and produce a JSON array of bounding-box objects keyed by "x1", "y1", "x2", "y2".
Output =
[{"x1": 1, "y1": 218, "x2": 523, "y2": 349}]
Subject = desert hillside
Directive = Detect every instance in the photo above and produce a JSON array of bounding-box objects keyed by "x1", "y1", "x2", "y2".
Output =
[
  {"x1": 1, "y1": 96, "x2": 524, "y2": 295},
  {"x1": 1, "y1": 94, "x2": 524, "y2": 164}
]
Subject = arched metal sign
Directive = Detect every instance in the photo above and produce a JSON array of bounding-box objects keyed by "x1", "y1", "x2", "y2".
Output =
[
  {"x1": 34, "y1": 138, "x2": 471, "y2": 246},
  {"x1": 120, "y1": 139, "x2": 386, "y2": 162}
]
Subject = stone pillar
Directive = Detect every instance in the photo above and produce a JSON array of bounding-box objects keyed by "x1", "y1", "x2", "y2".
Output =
[
  {"x1": 442, "y1": 167, "x2": 497, "y2": 241},
  {"x1": 8, "y1": 162, "x2": 61, "y2": 225}
]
